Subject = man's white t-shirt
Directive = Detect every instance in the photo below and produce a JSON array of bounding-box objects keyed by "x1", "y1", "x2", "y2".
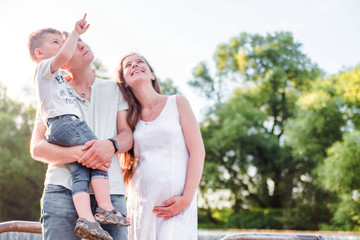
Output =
[{"x1": 36, "y1": 78, "x2": 128, "y2": 195}]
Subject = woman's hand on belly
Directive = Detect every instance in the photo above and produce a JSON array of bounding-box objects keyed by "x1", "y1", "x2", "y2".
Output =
[{"x1": 152, "y1": 195, "x2": 192, "y2": 220}]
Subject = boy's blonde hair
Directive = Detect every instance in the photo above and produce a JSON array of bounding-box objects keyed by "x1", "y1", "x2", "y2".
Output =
[{"x1": 27, "y1": 28, "x2": 62, "y2": 63}]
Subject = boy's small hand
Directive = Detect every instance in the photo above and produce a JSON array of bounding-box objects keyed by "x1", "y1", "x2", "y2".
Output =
[{"x1": 75, "y1": 13, "x2": 90, "y2": 35}]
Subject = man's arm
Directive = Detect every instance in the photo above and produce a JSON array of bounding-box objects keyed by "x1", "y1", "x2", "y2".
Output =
[
  {"x1": 30, "y1": 122, "x2": 84, "y2": 165},
  {"x1": 114, "y1": 110, "x2": 133, "y2": 153},
  {"x1": 78, "y1": 110, "x2": 133, "y2": 170}
]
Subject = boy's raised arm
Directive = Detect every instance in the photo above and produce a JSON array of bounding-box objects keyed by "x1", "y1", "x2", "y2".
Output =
[{"x1": 50, "y1": 14, "x2": 90, "y2": 73}]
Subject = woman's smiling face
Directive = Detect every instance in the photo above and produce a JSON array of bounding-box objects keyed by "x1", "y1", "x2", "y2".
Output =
[{"x1": 122, "y1": 54, "x2": 155, "y2": 87}]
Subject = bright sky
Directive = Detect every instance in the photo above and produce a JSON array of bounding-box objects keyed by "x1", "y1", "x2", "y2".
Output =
[{"x1": 0, "y1": 0, "x2": 359, "y2": 120}]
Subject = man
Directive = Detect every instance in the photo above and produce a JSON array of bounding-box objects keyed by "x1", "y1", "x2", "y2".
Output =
[{"x1": 30, "y1": 37, "x2": 132, "y2": 240}]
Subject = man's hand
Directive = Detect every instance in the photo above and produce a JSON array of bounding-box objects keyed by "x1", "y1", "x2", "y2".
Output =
[
  {"x1": 78, "y1": 139, "x2": 113, "y2": 171},
  {"x1": 75, "y1": 13, "x2": 90, "y2": 35}
]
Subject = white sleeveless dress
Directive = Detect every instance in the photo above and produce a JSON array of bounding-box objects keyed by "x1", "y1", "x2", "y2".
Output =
[{"x1": 127, "y1": 95, "x2": 198, "y2": 240}]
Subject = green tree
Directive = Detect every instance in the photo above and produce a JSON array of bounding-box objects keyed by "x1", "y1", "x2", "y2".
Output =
[
  {"x1": 314, "y1": 66, "x2": 360, "y2": 231},
  {"x1": 92, "y1": 58, "x2": 110, "y2": 80},
  {"x1": 320, "y1": 131, "x2": 360, "y2": 230},
  {"x1": 191, "y1": 32, "x2": 321, "y2": 212},
  {"x1": 0, "y1": 85, "x2": 46, "y2": 221},
  {"x1": 283, "y1": 76, "x2": 345, "y2": 229},
  {"x1": 159, "y1": 78, "x2": 181, "y2": 95}
]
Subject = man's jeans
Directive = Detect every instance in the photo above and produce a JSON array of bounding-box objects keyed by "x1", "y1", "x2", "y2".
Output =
[
  {"x1": 40, "y1": 184, "x2": 128, "y2": 240},
  {"x1": 46, "y1": 114, "x2": 108, "y2": 195}
]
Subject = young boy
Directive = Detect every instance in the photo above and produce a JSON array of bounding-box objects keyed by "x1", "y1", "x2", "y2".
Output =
[{"x1": 28, "y1": 14, "x2": 130, "y2": 240}]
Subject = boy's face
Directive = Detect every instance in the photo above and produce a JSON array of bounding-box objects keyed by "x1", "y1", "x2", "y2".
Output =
[{"x1": 38, "y1": 33, "x2": 64, "y2": 59}]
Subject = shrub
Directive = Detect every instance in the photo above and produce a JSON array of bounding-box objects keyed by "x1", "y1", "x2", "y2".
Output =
[{"x1": 226, "y1": 209, "x2": 283, "y2": 229}]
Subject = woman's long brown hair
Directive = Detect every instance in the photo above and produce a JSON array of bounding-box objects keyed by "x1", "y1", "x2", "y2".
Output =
[{"x1": 117, "y1": 53, "x2": 162, "y2": 186}]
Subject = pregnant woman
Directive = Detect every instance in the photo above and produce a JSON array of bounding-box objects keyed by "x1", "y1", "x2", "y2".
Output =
[{"x1": 117, "y1": 53, "x2": 205, "y2": 240}]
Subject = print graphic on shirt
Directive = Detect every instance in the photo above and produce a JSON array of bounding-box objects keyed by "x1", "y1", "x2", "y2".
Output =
[
  {"x1": 55, "y1": 74, "x2": 66, "y2": 84},
  {"x1": 56, "y1": 74, "x2": 78, "y2": 108}
]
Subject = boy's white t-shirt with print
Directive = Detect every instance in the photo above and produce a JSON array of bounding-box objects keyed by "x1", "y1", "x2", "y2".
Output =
[{"x1": 34, "y1": 57, "x2": 81, "y2": 123}]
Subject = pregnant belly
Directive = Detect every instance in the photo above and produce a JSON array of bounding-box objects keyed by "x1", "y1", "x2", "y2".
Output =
[{"x1": 129, "y1": 165, "x2": 186, "y2": 203}]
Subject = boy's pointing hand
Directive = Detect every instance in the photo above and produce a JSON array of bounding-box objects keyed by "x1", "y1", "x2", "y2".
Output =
[{"x1": 75, "y1": 13, "x2": 90, "y2": 35}]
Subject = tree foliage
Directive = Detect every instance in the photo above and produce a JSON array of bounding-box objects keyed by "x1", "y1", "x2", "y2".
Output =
[
  {"x1": 159, "y1": 78, "x2": 181, "y2": 95},
  {"x1": 191, "y1": 32, "x2": 321, "y2": 216},
  {"x1": 0, "y1": 85, "x2": 46, "y2": 221},
  {"x1": 313, "y1": 67, "x2": 360, "y2": 230},
  {"x1": 190, "y1": 32, "x2": 360, "y2": 230}
]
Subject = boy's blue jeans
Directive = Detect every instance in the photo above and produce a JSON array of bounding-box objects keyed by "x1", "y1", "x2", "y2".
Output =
[
  {"x1": 46, "y1": 114, "x2": 108, "y2": 195},
  {"x1": 41, "y1": 184, "x2": 128, "y2": 240}
]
